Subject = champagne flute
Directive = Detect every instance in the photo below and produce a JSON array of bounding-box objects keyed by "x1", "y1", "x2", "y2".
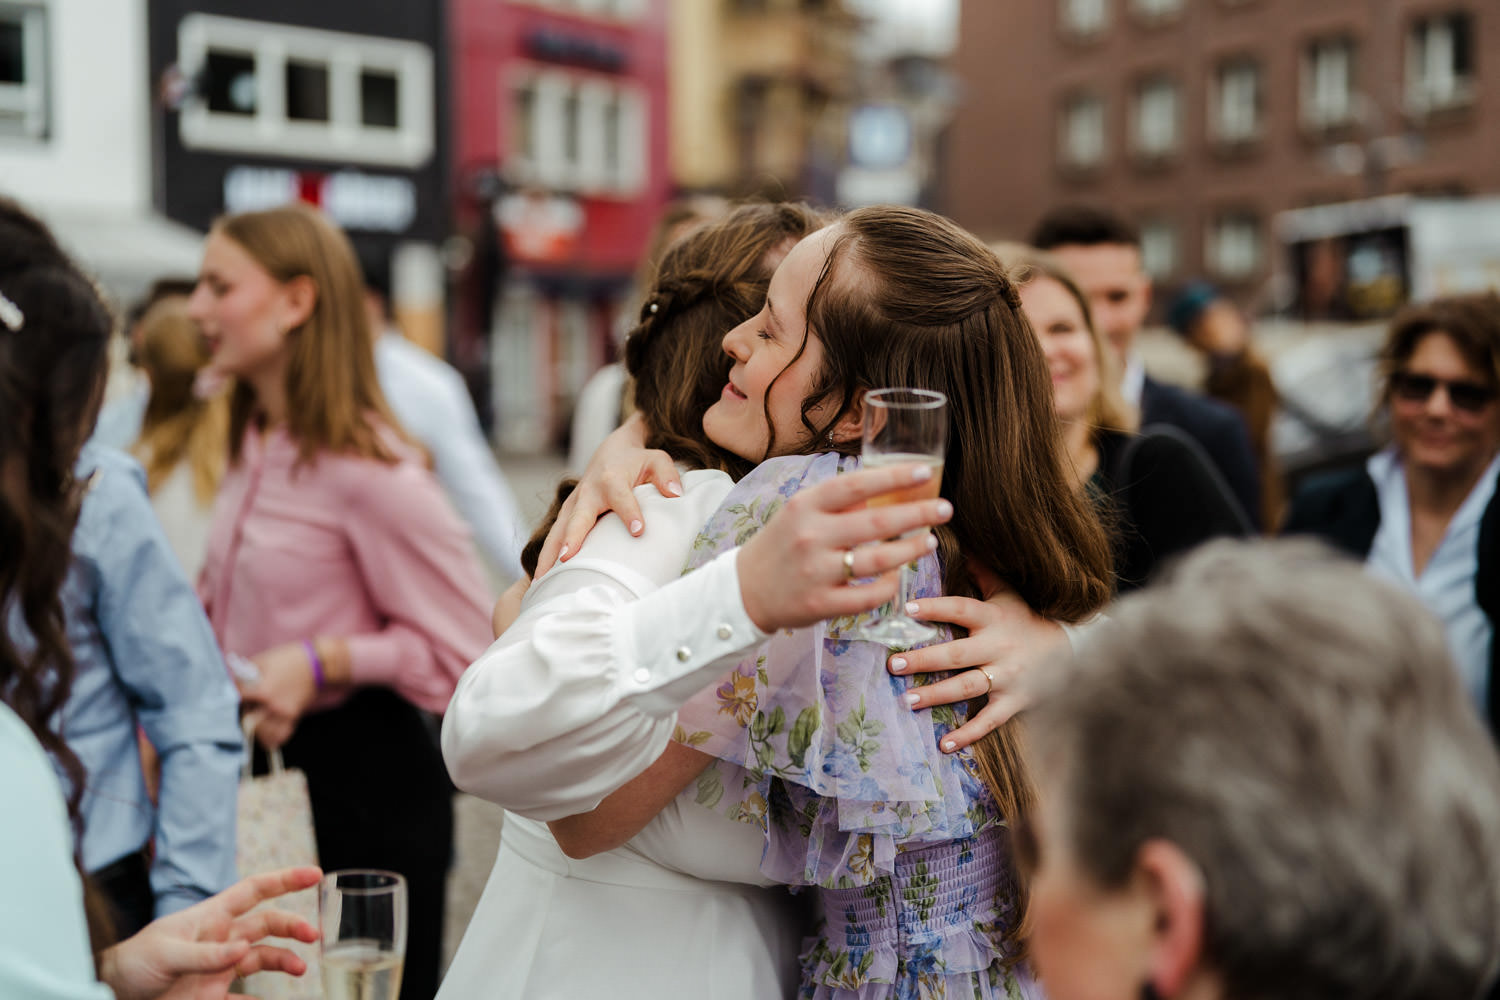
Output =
[
  {"x1": 852, "y1": 388, "x2": 947, "y2": 647},
  {"x1": 321, "y1": 869, "x2": 407, "y2": 1000}
]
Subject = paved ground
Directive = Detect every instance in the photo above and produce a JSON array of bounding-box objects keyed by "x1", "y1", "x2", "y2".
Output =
[{"x1": 441, "y1": 448, "x2": 568, "y2": 970}]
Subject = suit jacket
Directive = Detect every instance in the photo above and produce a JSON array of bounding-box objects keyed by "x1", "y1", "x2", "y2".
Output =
[{"x1": 1141, "y1": 375, "x2": 1262, "y2": 530}]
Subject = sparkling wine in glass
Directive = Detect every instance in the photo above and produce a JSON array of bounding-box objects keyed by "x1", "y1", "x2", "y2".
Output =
[
  {"x1": 321, "y1": 869, "x2": 407, "y2": 1000},
  {"x1": 853, "y1": 388, "x2": 947, "y2": 647}
]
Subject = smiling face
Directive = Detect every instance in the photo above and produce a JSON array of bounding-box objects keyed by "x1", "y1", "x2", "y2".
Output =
[
  {"x1": 702, "y1": 224, "x2": 842, "y2": 461},
  {"x1": 187, "y1": 230, "x2": 300, "y2": 385},
  {"x1": 1020, "y1": 275, "x2": 1102, "y2": 428},
  {"x1": 1390, "y1": 330, "x2": 1500, "y2": 482},
  {"x1": 1049, "y1": 243, "x2": 1151, "y2": 365}
]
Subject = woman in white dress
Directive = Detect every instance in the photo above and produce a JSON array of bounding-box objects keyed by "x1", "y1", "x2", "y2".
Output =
[{"x1": 443, "y1": 207, "x2": 1105, "y2": 998}]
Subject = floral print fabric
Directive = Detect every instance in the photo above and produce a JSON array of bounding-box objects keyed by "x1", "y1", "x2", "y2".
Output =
[{"x1": 674, "y1": 453, "x2": 1039, "y2": 1000}]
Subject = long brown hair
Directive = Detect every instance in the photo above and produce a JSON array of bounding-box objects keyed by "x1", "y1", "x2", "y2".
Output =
[
  {"x1": 0, "y1": 198, "x2": 120, "y2": 952},
  {"x1": 214, "y1": 204, "x2": 408, "y2": 466},
  {"x1": 131, "y1": 296, "x2": 228, "y2": 502},
  {"x1": 776, "y1": 206, "x2": 1116, "y2": 950},
  {"x1": 521, "y1": 201, "x2": 826, "y2": 576}
]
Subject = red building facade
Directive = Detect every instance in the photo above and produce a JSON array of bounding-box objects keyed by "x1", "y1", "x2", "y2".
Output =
[{"x1": 450, "y1": 0, "x2": 670, "y2": 451}]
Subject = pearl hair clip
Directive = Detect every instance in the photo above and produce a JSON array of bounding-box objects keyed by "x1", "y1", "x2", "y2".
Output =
[{"x1": 0, "y1": 289, "x2": 22, "y2": 332}]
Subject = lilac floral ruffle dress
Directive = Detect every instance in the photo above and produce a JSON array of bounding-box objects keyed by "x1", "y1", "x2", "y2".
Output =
[{"x1": 675, "y1": 453, "x2": 1043, "y2": 1000}]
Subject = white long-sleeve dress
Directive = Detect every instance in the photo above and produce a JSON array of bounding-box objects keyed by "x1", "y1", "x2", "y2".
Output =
[{"x1": 439, "y1": 469, "x2": 804, "y2": 1000}]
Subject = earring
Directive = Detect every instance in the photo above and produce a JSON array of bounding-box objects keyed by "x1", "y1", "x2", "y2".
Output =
[{"x1": 826, "y1": 432, "x2": 837, "y2": 449}]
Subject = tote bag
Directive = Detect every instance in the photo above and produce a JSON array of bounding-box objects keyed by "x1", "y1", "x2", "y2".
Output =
[{"x1": 236, "y1": 716, "x2": 321, "y2": 999}]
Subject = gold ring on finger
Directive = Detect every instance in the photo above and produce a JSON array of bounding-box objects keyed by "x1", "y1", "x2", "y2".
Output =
[
  {"x1": 980, "y1": 666, "x2": 996, "y2": 695},
  {"x1": 843, "y1": 549, "x2": 856, "y2": 582}
]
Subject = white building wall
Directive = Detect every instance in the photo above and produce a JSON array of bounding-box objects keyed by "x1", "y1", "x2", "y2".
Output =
[{"x1": 0, "y1": 0, "x2": 152, "y2": 216}]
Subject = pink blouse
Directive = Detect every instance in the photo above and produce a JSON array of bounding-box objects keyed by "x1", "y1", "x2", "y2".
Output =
[{"x1": 198, "y1": 424, "x2": 494, "y2": 716}]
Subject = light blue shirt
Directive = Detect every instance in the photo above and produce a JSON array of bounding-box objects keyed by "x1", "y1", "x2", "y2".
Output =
[
  {"x1": 375, "y1": 331, "x2": 527, "y2": 580},
  {"x1": 0, "y1": 701, "x2": 115, "y2": 999},
  {"x1": 1366, "y1": 445, "x2": 1500, "y2": 711},
  {"x1": 8, "y1": 443, "x2": 243, "y2": 916}
]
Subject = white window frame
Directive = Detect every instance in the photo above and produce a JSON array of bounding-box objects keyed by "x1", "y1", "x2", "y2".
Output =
[
  {"x1": 1301, "y1": 37, "x2": 1355, "y2": 129},
  {"x1": 1207, "y1": 212, "x2": 1261, "y2": 279},
  {"x1": 1212, "y1": 57, "x2": 1261, "y2": 144},
  {"x1": 1406, "y1": 11, "x2": 1474, "y2": 114},
  {"x1": 1059, "y1": 92, "x2": 1106, "y2": 169},
  {"x1": 1132, "y1": 76, "x2": 1179, "y2": 158},
  {"x1": 506, "y1": 64, "x2": 646, "y2": 197},
  {"x1": 1140, "y1": 219, "x2": 1177, "y2": 280},
  {"x1": 0, "y1": 3, "x2": 47, "y2": 140},
  {"x1": 178, "y1": 14, "x2": 434, "y2": 168},
  {"x1": 1131, "y1": 0, "x2": 1182, "y2": 23},
  {"x1": 1061, "y1": 0, "x2": 1109, "y2": 39}
]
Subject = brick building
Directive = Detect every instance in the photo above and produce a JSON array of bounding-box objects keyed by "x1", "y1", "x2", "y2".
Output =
[{"x1": 943, "y1": 0, "x2": 1498, "y2": 307}]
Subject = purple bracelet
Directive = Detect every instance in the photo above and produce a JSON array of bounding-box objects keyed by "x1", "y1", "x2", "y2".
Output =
[{"x1": 301, "y1": 639, "x2": 326, "y2": 690}]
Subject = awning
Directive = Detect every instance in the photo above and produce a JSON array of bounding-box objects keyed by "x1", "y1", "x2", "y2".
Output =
[{"x1": 37, "y1": 208, "x2": 206, "y2": 308}]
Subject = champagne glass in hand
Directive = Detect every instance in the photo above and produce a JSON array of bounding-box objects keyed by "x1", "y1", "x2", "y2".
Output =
[
  {"x1": 852, "y1": 388, "x2": 947, "y2": 647},
  {"x1": 321, "y1": 870, "x2": 407, "y2": 1000}
]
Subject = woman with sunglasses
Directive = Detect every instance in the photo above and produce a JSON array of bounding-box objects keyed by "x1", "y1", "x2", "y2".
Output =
[{"x1": 1284, "y1": 292, "x2": 1500, "y2": 733}]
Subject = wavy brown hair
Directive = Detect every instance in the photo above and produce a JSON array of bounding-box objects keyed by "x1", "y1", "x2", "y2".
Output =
[
  {"x1": 131, "y1": 296, "x2": 228, "y2": 503},
  {"x1": 0, "y1": 198, "x2": 119, "y2": 951},
  {"x1": 521, "y1": 201, "x2": 826, "y2": 577},
  {"x1": 214, "y1": 204, "x2": 409, "y2": 467},
  {"x1": 763, "y1": 205, "x2": 1116, "y2": 955}
]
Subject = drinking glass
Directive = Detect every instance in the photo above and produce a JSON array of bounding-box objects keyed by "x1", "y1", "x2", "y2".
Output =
[
  {"x1": 851, "y1": 388, "x2": 947, "y2": 647},
  {"x1": 320, "y1": 869, "x2": 407, "y2": 1000}
]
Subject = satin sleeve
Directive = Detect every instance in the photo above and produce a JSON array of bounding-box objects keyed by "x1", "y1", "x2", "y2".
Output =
[{"x1": 441, "y1": 470, "x2": 769, "y2": 820}]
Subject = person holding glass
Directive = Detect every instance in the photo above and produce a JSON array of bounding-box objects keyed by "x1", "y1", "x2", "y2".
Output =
[
  {"x1": 445, "y1": 205, "x2": 1114, "y2": 998},
  {"x1": 1284, "y1": 292, "x2": 1500, "y2": 734},
  {"x1": 0, "y1": 195, "x2": 322, "y2": 1000},
  {"x1": 188, "y1": 203, "x2": 494, "y2": 1000}
]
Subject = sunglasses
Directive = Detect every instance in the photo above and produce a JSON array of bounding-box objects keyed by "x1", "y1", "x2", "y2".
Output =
[{"x1": 1390, "y1": 371, "x2": 1499, "y2": 413}]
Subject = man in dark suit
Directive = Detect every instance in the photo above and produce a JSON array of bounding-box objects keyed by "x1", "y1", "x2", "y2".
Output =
[{"x1": 1032, "y1": 206, "x2": 1263, "y2": 529}]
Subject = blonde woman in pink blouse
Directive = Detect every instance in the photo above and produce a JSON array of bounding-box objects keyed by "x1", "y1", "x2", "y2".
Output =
[{"x1": 189, "y1": 204, "x2": 493, "y2": 1000}]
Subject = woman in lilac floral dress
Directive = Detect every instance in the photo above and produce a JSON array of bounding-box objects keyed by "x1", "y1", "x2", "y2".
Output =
[{"x1": 551, "y1": 207, "x2": 1115, "y2": 998}]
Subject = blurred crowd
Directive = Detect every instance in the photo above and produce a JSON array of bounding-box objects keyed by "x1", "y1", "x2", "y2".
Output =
[{"x1": 1, "y1": 186, "x2": 1498, "y2": 1000}]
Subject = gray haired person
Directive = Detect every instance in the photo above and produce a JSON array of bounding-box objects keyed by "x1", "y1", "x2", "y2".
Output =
[{"x1": 1015, "y1": 539, "x2": 1500, "y2": 1000}]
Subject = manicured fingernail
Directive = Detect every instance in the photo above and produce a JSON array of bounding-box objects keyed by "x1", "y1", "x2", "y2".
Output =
[
  {"x1": 666, "y1": 481, "x2": 683, "y2": 497},
  {"x1": 905, "y1": 601, "x2": 920, "y2": 616},
  {"x1": 629, "y1": 520, "x2": 643, "y2": 535},
  {"x1": 941, "y1": 739, "x2": 957, "y2": 752},
  {"x1": 911, "y1": 464, "x2": 932, "y2": 481},
  {"x1": 889, "y1": 655, "x2": 907, "y2": 672},
  {"x1": 925, "y1": 534, "x2": 939, "y2": 550},
  {"x1": 935, "y1": 499, "x2": 953, "y2": 518},
  {"x1": 904, "y1": 692, "x2": 921, "y2": 706},
  {"x1": 559, "y1": 545, "x2": 570, "y2": 559}
]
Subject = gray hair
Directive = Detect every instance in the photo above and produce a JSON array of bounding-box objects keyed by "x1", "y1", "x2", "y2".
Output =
[{"x1": 1028, "y1": 539, "x2": 1500, "y2": 1000}]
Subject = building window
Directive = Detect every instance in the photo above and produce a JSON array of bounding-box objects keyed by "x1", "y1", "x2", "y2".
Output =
[
  {"x1": 1207, "y1": 212, "x2": 1261, "y2": 279},
  {"x1": 1132, "y1": 76, "x2": 1179, "y2": 158},
  {"x1": 1132, "y1": 0, "x2": 1181, "y2": 23},
  {"x1": 1140, "y1": 220, "x2": 1177, "y2": 280},
  {"x1": 508, "y1": 67, "x2": 646, "y2": 196},
  {"x1": 1406, "y1": 11, "x2": 1474, "y2": 113},
  {"x1": 1059, "y1": 92, "x2": 1106, "y2": 169},
  {"x1": 1212, "y1": 57, "x2": 1262, "y2": 143},
  {"x1": 1301, "y1": 37, "x2": 1355, "y2": 129},
  {"x1": 1061, "y1": 0, "x2": 1109, "y2": 38},
  {"x1": 178, "y1": 14, "x2": 434, "y2": 168},
  {"x1": 0, "y1": 3, "x2": 47, "y2": 139}
]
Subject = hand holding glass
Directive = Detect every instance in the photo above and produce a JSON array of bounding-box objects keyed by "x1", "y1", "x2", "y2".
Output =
[
  {"x1": 321, "y1": 869, "x2": 407, "y2": 1000},
  {"x1": 853, "y1": 388, "x2": 947, "y2": 647}
]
